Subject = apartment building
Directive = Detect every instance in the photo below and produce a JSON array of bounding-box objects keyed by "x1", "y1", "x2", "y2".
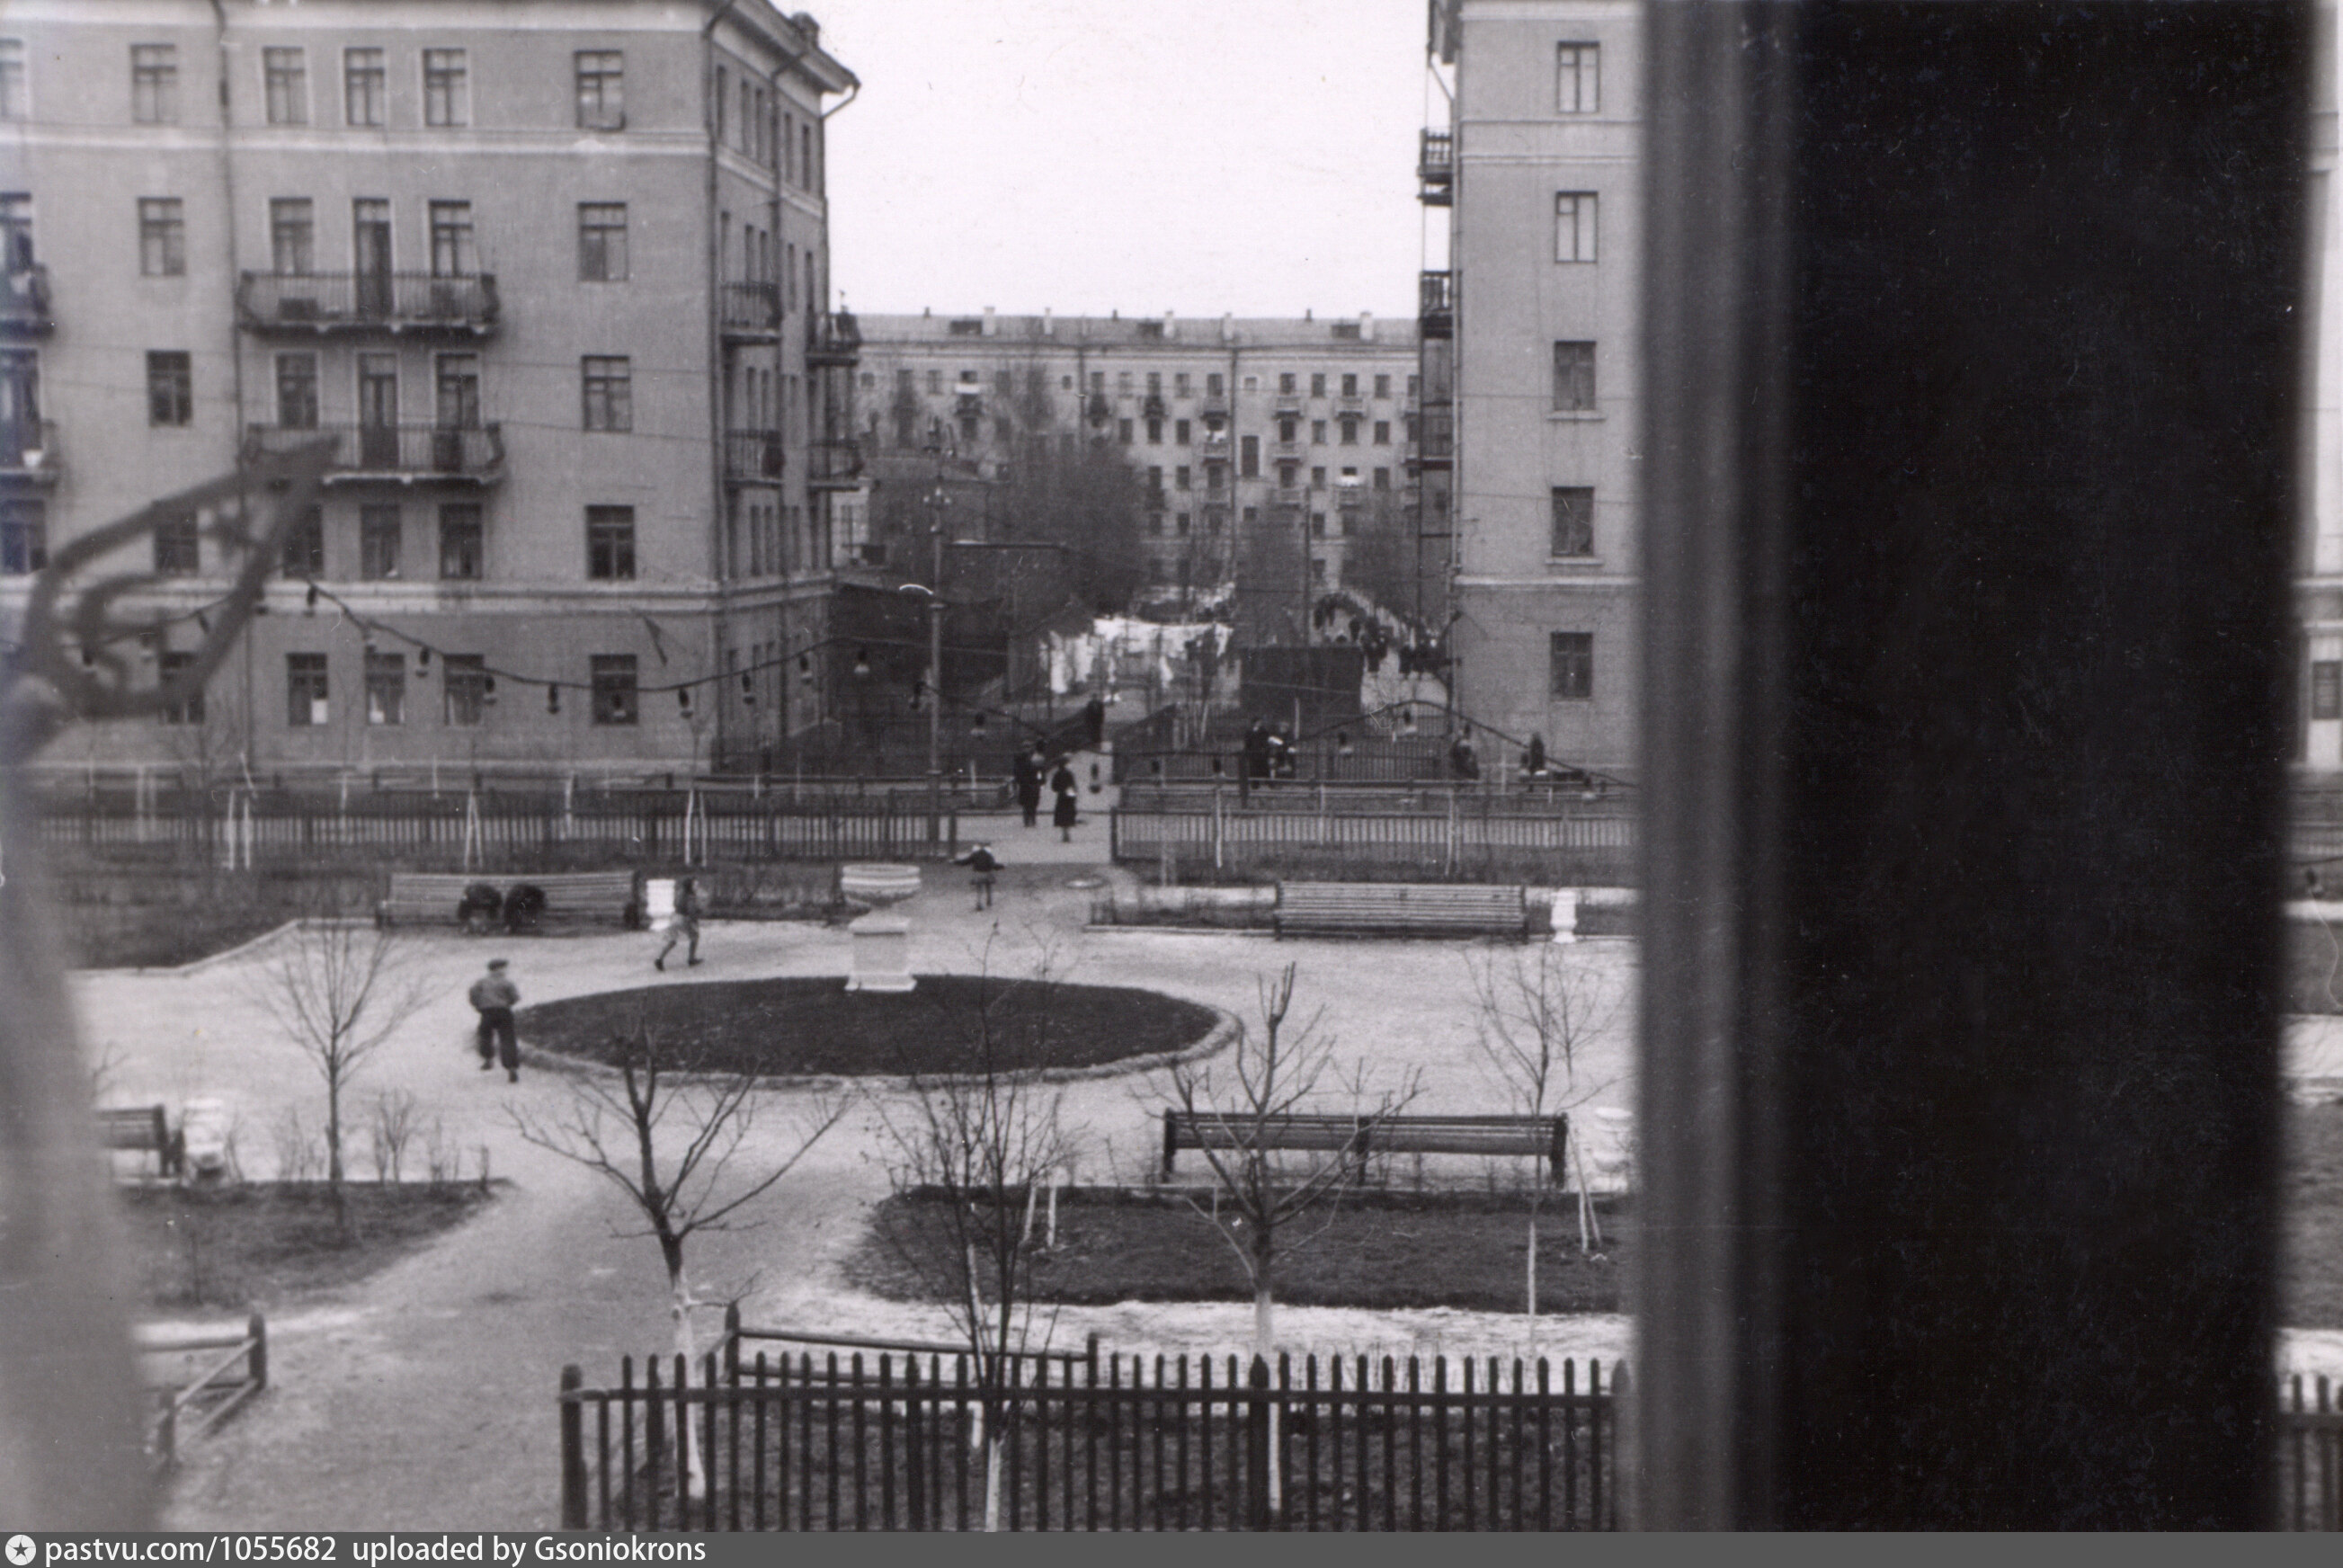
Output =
[
  {"x1": 851, "y1": 310, "x2": 1427, "y2": 642},
  {"x1": 1430, "y1": 0, "x2": 1639, "y2": 776},
  {"x1": 0, "y1": 0, "x2": 859, "y2": 777}
]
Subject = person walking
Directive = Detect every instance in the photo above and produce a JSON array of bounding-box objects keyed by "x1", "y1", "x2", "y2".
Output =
[
  {"x1": 468, "y1": 958, "x2": 521, "y2": 1082},
  {"x1": 957, "y1": 842, "x2": 1001, "y2": 910},
  {"x1": 1012, "y1": 747, "x2": 1044, "y2": 828},
  {"x1": 1050, "y1": 757, "x2": 1080, "y2": 842},
  {"x1": 655, "y1": 876, "x2": 703, "y2": 970},
  {"x1": 1082, "y1": 691, "x2": 1108, "y2": 748}
]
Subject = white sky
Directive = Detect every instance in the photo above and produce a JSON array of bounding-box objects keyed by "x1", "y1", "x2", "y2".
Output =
[{"x1": 807, "y1": 0, "x2": 1441, "y2": 321}]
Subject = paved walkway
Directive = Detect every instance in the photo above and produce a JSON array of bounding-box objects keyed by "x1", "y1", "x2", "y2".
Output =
[{"x1": 69, "y1": 856, "x2": 2343, "y2": 1528}]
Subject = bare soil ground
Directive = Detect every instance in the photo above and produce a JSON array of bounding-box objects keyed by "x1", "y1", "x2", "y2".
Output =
[{"x1": 118, "y1": 1181, "x2": 498, "y2": 1309}]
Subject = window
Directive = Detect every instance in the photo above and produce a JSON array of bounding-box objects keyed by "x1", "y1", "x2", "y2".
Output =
[
  {"x1": 270, "y1": 199, "x2": 313, "y2": 275},
  {"x1": 365, "y1": 651, "x2": 405, "y2": 726},
  {"x1": 1147, "y1": 418, "x2": 1163, "y2": 445},
  {"x1": 155, "y1": 649, "x2": 203, "y2": 726},
  {"x1": 1279, "y1": 372, "x2": 1296, "y2": 396},
  {"x1": 1243, "y1": 507, "x2": 1259, "y2": 526},
  {"x1": 1552, "y1": 486, "x2": 1596, "y2": 556},
  {"x1": 1206, "y1": 462, "x2": 1226, "y2": 491},
  {"x1": 344, "y1": 48, "x2": 385, "y2": 127},
  {"x1": 360, "y1": 504, "x2": 402, "y2": 579},
  {"x1": 1311, "y1": 373, "x2": 1327, "y2": 397},
  {"x1": 1176, "y1": 512, "x2": 1190, "y2": 536},
  {"x1": 131, "y1": 45, "x2": 177, "y2": 124},
  {"x1": 153, "y1": 512, "x2": 199, "y2": 575},
  {"x1": 1341, "y1": 373, "x2": 1359, "y2": 397},
  {"x1": 1241, "y1": 434, "x2": 1260, "y2": 477},
  {"x1": 1175, "y1": 372, "x2": 1191, "y2": 396},
  {"x1": 1149, "y1": 512, "x2": 1165, "y2": 537},
  {"x1": 2317, "y1": 662, "x2": 2343, "y2": 721},
  {"x1": 1374, "y1": 467, "x2": 1390, "y2": 490},
  {"x1": 1557, "y1": 42, "x2": 1599, "y2": 113},
  {"x1": 1376, "y1": 421, "x2": 1392, "y2": 445},
  {"x1": 435, "y1": 352, "x2": 478, "y2": 429},
  {"x1": 1312, "y1": 420, "x2": 1328, "y2": 445},
  {"x1": 428, "y1": 201, "x2": 475, "y2": 276},
  {"x1": 1311, "y1": 466, "x2": 1328, "y2": 489},
  {"x1": 281, "y1": 505, "x2": 322, "y2": 576},
  {"x1": 1175, "y1": 466, "x2": 1191, "y2": 492},
  {"x1": 586, "y1": 505, "x2": 635, "y2": 580},
  {"x1": 1118, "y1": 418, "x2": 1134, "y2": 444},
  {"x1": 146, "y1": 352, "x2": 192, "y2": 426},
  {"x1": 442, "y1": 655, "x2": 487, "y2": 726},
  {"x1": 287, "y1": 654, "x2": 329, "y2": 726},
  {"x1": 1176, "y1": 419, "x2": 1191, "y2": 446},
  {"x1": 439, "y1": 503, "x2": 482, "y2": 579},
  {"x1": 591, "y1": 655, "x2": 638, "y2": 725},
  {"x1": 1340, "y1": 415, "x2": 1360, "y2": 445},
  {"x1": 138, "y1": 200, "x2": 184, "y2": 277},
  {"x1": 1243, "y1": 376, "x2": 1259, "y2": 392},
  {"x1": 1147, "y1": 466, "x2": 1164, "y2": 494},
  {"x1": 1556, "y1": 192, "x2": 1599, "y2": 262},
  {"x1": 1550, "y1": 631, "x2": 1593, "y2": 699},
  {"x1": 1375, "y1": 373, "x2": 1391, "y2": 398},
  {"x1": 1553, "y1": 342, "x2": 1598, "y2": 412},
  {"x1": 1279, "y1": 415, "x2": 1298, "y2": 443},
  {"x1": 274, "y1": 353, "x2": 317, "y2": 429},
  {"x1": 1311, "y1": 514, "x2": 1327, "y2": 538},
  {"x1": 582, "y1": 357, "x2": 632, "y2": 432},
  {"x1": 1278, "y1": 461, "x2": 1299, "y2": 488},
  {"x1": 927, "y1": 370, "x2": 943, "y2": 395},
  {"x1": 0, "y1": 498, "x2": 44, "y2": 574},
  {"x1": 263, "y1": 49, "x2": 307, "y2": 125},
  {"x1": 1409, "y1": 373, "x2": 1421, "y2": 397},
  {"x1": 423, "y1": 49, "x2": 468, "y2": 128},
  {"x1": 575, "y1": 50, "x2": 623, "y2": 130},
  {"x1": 577, "y1": 203, "x2": 628, "y2": 281},
  {"x1": 0, "y1": 40, "x2": 23, "y2": 121}
]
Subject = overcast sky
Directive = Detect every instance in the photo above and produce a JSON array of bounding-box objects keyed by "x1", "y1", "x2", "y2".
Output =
[{"x1": 807, "y1": 0, "x2": 1440, "y2": 321}]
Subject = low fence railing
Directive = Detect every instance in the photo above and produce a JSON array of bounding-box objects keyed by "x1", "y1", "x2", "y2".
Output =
[
  {"x1": 1118, "y1": 780, "x2": 1634, "y2": 816},
  {"x1": 2283, "y1": 1373, "x2": 2342, "y2": 1531},
  {"x1": 1111, "y1": 806, "x2": 1636, "y2": 882},
  {"x1": 138, "y1": 1314, "x2": 267, "y2": 1469},
  {"x1": 559, "y1": 1350, "x2": 1625, "y2": 1532}
]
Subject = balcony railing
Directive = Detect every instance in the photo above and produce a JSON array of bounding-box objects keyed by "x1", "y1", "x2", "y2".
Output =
[
  {"x1": 1420, "y1": 270, "x2": 1456, "y2": 337},
  {"x1": 807, "y1": 438, "x2": 863, "y2": 488},
  {"x1": 241, "y1": 423, "x2": 504, "y2": 483},
  {"x1": 806, "y1": 310, "x2": 861, "y2": 367},
  {"x1": 721, "y1": 282, "x2": 781, "y2": 337},
  {"x1": 725, "y1": 430, "x2": 785, "y2": 483},
  {"x1": 0, "y1": 418, "x2": 59, "y2": 483},
  {"x1": 1419, "y1": 129, "x2": 1456, "y2": 205},
  {"x1": 2, "y1": 264, "x2": 52, "y2": 334},
  {"x1": 236, "y1": 272, "x2": 500, "y2": 336}
]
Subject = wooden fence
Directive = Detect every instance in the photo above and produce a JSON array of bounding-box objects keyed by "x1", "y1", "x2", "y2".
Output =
[
  {"x1": 1110, "y1": 806, "x2": 1636, "y2": 885},
  {"x1": 32, "y1": 789, "x2": 959, "y2": 868},
  {"x1": 138, "y1": 1314, "x2": 267, "y2": 1469},
  {"x1": 558, "y1": 1350, "x2": 1626, "y2": 1532}
]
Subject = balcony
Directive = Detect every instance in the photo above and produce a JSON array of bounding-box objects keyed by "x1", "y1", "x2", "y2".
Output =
[
  {"x1": 725, "y1": 430, "x2": 785, "y2": 483},
  {"x1": 806, "y1": 310, "x2": 861, "y2": 367},
  {"x1": 236, "y1": 272, "x2": 500, "y2": 338},
  {"x1": 1270, "y1": 486, "x2": 1305, "y2": 507},
  {"x1": 1419, "y1": 271, "x2": 1455, "y2": 339},
  {"x1": 1141, "y1": 395, "x2": 1167, "y2": 420},
  {"x1": 1419, "y1": 129, "x2": 1455, "y2": 206},
  {"x1": 1405, "y1": 408, "x2": 1455, "y2": 473},
  {"x1": 241, "y1": 423, "x2": 505, "y2": 484},
  {"x1": 0, "y1": 419, "x2": 59, "y2": 484},
  {"x1": 1201, "y1": 394, "x2": 1230, "y2": 417},
  {"x1": 2, "y1": 264, "x2": 52, "y2": 335},
  {"x1": 1273, "y1": 395, "x2": 1304, "y2": 415},
  {"x1": 721, "y1": 282, "x2": 781, "y2": 341},
  {"x1": 807, "y1": 438, "x2": 863, "y2": 489}
]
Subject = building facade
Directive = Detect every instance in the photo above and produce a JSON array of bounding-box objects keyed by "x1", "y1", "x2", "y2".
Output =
[
  {"x1": 1431, "y1": 0, "x2": 1641, "y2": 777},
  {"x1": 851, "y1": 311, "x2": 1429, "y2": 643},
  {"x1": 0, "y1": 0, "x2": 859, "y2": 780}
]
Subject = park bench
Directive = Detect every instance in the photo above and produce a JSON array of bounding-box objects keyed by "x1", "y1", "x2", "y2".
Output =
[
  {"x1": 1273, "y1": 881, "x2": 1528, "y2": 940},
  {"x1": 378, "y1": 870, "x2": 639, "y2": 930},
  {"x1": 1162, "y1": 1110, "x2": 1571, "y2": 1184},
  {"x1": 100, "y1": 1104, "x2": 183, "y2": 1180}
]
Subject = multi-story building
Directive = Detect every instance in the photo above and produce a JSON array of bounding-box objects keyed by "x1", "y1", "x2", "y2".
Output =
[
  {"x1": 0, "y1": 0, "x2": 859, "y2": 779},
  {"x1": 1430, "y1": 0, "x2": 1640, "y2": 777},
  {"x1": 851, "y1": 310, "x2": 1426, "y2": 642}
]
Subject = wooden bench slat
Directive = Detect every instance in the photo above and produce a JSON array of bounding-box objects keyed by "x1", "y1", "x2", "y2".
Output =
[
  {"x1": 379, "y1": 871, "x2": 637, "y2": 928},
  {"x1": 1163, "y1": 1109, "x2": 1569, "y2": 1182},
  {"x1": 1274, "y1": 881, "x2": 1528, "y2": 939},
  {"x1": 98, "y1": 1105, "x2": 181, "y2": 1179}
]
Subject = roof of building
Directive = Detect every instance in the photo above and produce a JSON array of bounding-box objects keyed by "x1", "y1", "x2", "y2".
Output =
[{"x1": 852, "y1": 312, "x2": 1420, "y2": 352}]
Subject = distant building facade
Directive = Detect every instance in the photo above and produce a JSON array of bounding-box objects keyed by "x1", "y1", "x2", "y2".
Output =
[
  {"x1": 851, "y1": 311, "x2": 1429, "y2": 641},
  {"x1": 1431, "y1": 0, "x2": 1641, "y2": 776},
  {"x1": 0, "y1": 0, "x2": 860, "y2": 778}
]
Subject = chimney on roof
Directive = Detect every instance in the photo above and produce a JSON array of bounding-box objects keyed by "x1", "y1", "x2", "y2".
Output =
[
  {"x1": 922, "y1": 307, "x2": 931, "y2": 317},
  {"x1": 1221, "y1": 313, "x2": 1233, "y2": 343},
  {"x1": 1110, "y1": 309, "x2": 1119, "y2": 320},
  {"x1": 794, "y1": 13, "x2": 820, "y2": 46},
  {"x1": 1360, "y1": 312, "x2": 1375, "y2": 341},
  {"x1": 1163, "y1": 311, "x2": 1177, "y2": 340},
  {"x1": 1305, "y1": 308, "x2": 1314, "y2": 322},
  {"x1": 983, "y1": 306, "x2": 995, "y2": 337},
  {"x1": 1042, "y1": 307, "x2": 1054, "y2": 337}
]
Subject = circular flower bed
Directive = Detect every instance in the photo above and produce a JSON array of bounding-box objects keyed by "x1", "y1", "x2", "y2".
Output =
[{"x1": 517, "y1": 976, "x2": 1221, "y2": 1079}]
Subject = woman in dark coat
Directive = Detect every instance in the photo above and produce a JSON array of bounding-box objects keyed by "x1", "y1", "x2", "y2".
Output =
[
  {"x1": 1050, "y1": 758, "x2": 1079, "y2": 841},
  {"x1": 1012, "y1": 747, "x2": 1044, "y2": 828}
]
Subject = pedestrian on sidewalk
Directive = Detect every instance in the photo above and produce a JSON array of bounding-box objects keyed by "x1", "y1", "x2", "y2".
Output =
[
  {"x1": 957, "y1": 842, "x2": 1001, "y2": 909},
  {"x1": 468, "y1": 958, "x2": 521, "y2": 1082},
  {"x1": 1051, "y1": 757, "x2": 1079, "y2": 842},
  {"x1": 655, "y1": 876, "x2": 703, "y2": 970},
  {"x1": 1013, "y1": 746, "x2": 1044, "y2": 828}
]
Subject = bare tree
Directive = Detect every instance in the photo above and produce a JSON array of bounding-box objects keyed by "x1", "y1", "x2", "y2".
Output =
[
  {"x1": 512, "y1": 1020, "x2": 846, "y2": 1499},
  {"x1": 247, "y1": 922, "x2": 428, "y2": 1236},
  {"x1": 874, "y1": 951, "x2": 1082, "y2": 1531},
  {"x1": 1163, "y1": 963, "x2": 1419, "y2": 1519},
  {"x1": 1464, "y1": 944, "x2": 1622, "y2": 1355}
]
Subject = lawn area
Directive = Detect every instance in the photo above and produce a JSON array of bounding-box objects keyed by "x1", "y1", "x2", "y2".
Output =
[
  {"x1": 118, "y1": 1181, "x2": 498, "y2": 1309},
  {"x1": 2285, "y1": 1100, "x2": 2343, "y2": 1328},
  {"x1": 519, "y1": 976, "x2": 1220, "y2": 1077},
  {"x1": 849, "y1": 1188, "x2": 1627, "y2": 1315}
]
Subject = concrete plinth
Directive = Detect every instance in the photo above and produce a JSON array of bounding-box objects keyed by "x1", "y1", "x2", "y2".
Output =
[{"x1": 844, "y1": 913, "x2": 915, "y2": 993}]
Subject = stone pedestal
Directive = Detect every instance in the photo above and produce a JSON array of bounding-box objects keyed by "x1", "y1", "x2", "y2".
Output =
[{"x1": 845, "y1": 913, "x2": 915, "y2": 993}]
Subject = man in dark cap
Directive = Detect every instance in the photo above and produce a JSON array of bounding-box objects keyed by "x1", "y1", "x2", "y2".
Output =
[{"x1": 468, "y1": 958, "x2": 521, "y2": 1082}]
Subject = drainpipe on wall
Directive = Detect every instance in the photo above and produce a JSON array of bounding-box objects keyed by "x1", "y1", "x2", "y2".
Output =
[
  {"x1": 704, "y1": 1, "x2": 741, "y2": 768},
  {"x1": 209, "y1": 0, "x2": 255, "y2": 774}
]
